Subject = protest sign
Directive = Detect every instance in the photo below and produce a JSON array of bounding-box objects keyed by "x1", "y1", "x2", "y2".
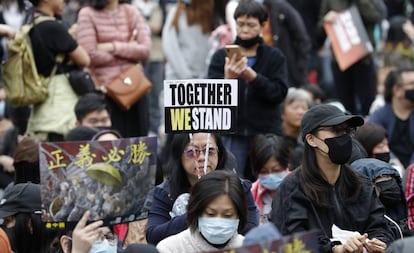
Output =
[
  {"x1": 324, "y1": 5, "x2": 373, "y2": 71},
  {"x1": 208, "y1": 230, "x2": 319, "y2": 253},
  {"x1": 39, "y1": 136, "x2": 157, "y2": 229},
  {"x1": 164, "y1": 79, "x2": 238, "y2": 133}
]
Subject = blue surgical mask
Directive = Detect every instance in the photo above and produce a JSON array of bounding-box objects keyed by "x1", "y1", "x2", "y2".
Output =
[
  {"x1": 198, "y1": 217, "x2": 239, "y2": 244},
  {"x1": 258, "y1": 171, "x2": 288, "y2": 190},
  {"x1": 89, "y1": 239, "x2": 117, "y2": 253}
]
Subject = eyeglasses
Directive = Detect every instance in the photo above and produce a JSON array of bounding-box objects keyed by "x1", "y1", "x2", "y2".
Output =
[
  {"x1": 317, "y1": 125, "x2": 356, "y2": 136},
  {"x1": 184, "y1": 147, "x2": 218, "y2": 158}
]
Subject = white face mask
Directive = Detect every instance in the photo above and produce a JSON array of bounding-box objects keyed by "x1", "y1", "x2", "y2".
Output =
[
  {"x1": 89, "y1": 239, "x2": 117, "y2": 253},
  {"x1": 198, "y1": 217, "x2": 239, "y2": 244}
]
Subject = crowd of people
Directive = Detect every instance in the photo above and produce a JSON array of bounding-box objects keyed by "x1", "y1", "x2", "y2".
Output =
[{"x1": 1, "y1": 0, "x2": 414, "y2": 252}]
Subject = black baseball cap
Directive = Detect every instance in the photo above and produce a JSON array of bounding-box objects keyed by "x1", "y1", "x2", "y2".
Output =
[
  {"x1": 0, "y1": 183, "x2": 41, "y2": 218},
  {"x1": 301, "y1": 104, "x2": 364, "y2": 140}
]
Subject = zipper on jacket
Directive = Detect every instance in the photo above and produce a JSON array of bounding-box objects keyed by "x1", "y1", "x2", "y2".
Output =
[{"x1": 332, "y1": 186, "x2": 344, "y2": 221}]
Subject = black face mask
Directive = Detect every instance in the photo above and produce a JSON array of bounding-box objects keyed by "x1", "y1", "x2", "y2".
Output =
[
  {"x1": 235, "y1": 35, "x2": 262, "y2": 49},
  {"x1": 405, "y1": 89, "x2": 414, "y2": 102},
  {"x1": 321, "y1": 134, "x2": 353, "y2": 164},
  {"x1": 373, "y1": 152, "x2": 390, "y2": 163},
  {"x1": 376, "y1": 179, "x2": 401, "y2": 207}
]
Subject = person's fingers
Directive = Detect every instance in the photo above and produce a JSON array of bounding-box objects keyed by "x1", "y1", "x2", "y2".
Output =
[
  {"x1": 343, "y1": 243, "x2": 355, "y2": 252},
  {"x1": 74, "y1": 211, "x2": 90, "y2": 230},
  {"x1": 344, "y1": 237, "x2": 363, "y2": 252},
  {"x1": 366, "y1": 238, "x2": 386, "y2": 251},
  {"x1": 83, "y1": 219, "x2": 104, "y2": 233}
]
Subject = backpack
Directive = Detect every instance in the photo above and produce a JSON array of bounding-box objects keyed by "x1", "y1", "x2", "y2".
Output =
[{"x1": 2, "y1": 16, "x2": 58, "y2": 107}]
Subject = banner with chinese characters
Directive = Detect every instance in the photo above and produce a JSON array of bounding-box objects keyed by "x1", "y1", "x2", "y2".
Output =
[
  {"x1": 39, "y1": 136, "x2": 157, "y2": 229},
  {"x1": 164, "y1": 79, "x2": 238, "y2": 133},
  {"x1": 324, "y1": 5, "x2": 373, "y2": 71},
  {"x1": 208, "y1": 230, "x2": 319, "y2": 253}
]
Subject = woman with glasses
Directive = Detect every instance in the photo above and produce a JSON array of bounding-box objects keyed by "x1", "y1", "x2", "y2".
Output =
[
  {"x1": 208, "y1": 0, "x2": 288, "y2": 179},
  {"x1": 146, "y1": 132, "x2": 259, "y2": 245},
  {"x1": 270, "y1": 104, "x2": 395, "y2": 253}
]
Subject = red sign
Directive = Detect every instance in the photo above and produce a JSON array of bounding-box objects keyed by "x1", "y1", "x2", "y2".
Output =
[{"x1": 324, "y1": 5, "x2": 373, "y2": 71}]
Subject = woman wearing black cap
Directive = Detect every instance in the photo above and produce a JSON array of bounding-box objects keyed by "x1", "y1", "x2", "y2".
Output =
[{"x1": 270, "y1": 104, "x2": 395, "y2": 253}]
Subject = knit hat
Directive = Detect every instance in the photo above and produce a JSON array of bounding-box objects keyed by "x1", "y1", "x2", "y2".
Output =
[
  {"x1": 301, "y1": 104, "x2": 364, "y2": 140},
  {"x1": 0, "y1": 183, "x2": 41, "y2": 218}
]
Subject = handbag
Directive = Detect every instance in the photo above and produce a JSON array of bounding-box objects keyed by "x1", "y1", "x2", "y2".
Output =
[
  {"x1": 105, "y1": 64, "x2": 152, "y2": 111},
  {"x1": 67, "y1": 67, "x2": 96, "y2": 95}
]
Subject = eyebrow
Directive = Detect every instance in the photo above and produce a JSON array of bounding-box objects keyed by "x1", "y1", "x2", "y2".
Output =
[
  {"x1": 205, "y1": 206, "x2": 235, "y2": 212},
  {"x1": 188, "y1": 144, "x2": 216, "y2": 149}
]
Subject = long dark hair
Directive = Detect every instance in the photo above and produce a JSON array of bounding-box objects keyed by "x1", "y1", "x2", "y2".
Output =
[
  {"x1": 299, "y1": 142, "x2": 362, "y2": 207},
  {"x1": 167, "y1": 133, "x2": 228, "y2": 201},
  {"x1": 187, "y1": 170, "x2": 247, "y2": 233},
  {"x1": 13, "y1": 213, "x2": 58, "y2": 253}
]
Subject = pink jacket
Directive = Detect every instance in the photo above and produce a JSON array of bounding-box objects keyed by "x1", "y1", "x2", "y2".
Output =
[{"x1": 77, "y1": 4, "x2": 151, "y2": 87}]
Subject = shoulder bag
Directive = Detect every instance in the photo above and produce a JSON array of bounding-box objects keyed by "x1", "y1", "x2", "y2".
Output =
[{"x1": 104, "y1": 8, "x2": 152, "y2": 111}]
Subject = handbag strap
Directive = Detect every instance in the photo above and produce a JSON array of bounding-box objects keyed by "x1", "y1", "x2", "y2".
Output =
[
  {"x1": 124, "y1": 7, "x2": 136, "y2": 42},
  {"x1": 90, "y1": 6, "x2": 136, "y2": 91}
]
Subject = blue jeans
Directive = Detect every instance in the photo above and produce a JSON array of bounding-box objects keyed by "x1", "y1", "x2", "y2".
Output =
[
  {"x1": 144, "y1": 61, "x2": 164, "y2": 134},
  {"x1": 221, "y1": 135, "x2": 253, "y2": 179}
]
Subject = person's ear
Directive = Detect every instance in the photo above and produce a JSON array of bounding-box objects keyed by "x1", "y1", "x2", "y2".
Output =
[
  {"x1": 60, "y1": 235, "x2": 71, "y2": 253},
  {"x1": 4, "y1": 216, "x2": 16, "y2": 228},
  {"x1": 393, "y1": 83, "x2": 404, "y2": 98},
  {"x1": 75, "y1": 120, "x2": 81, "y2": 127},
  {"x1": 305, "y1": 134, "x2": 318, "y2": 148}
]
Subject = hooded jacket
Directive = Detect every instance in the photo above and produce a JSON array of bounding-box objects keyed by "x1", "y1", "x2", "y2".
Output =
[
  {"x1": 264, "y1": 0, "x2": 310, "y2": 87},
  {"x1": 351, "y1": 158, "x2": 411, "y2": 239},
  {"x1": 351, "y1": 158, "x2": 407, "y2": 222}
]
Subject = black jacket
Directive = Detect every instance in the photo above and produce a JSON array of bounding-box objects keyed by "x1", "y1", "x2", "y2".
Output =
[
  {"x1": 270, "y1": 168, "x2": 395, "y2": 253},
  {"x1": 207, "y1": 40, "x2": 288, "y2": 136},
  {"x1": 265, "y1": 0, "x2": 311, "y2": 87}
]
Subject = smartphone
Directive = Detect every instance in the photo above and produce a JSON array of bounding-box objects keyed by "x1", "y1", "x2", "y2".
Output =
[{"x1": 225, "y1": 45, "x2": 242, "y2": 60}]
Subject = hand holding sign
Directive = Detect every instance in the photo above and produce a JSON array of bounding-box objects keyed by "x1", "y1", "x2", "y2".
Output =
[
  {"x1": 72, "y1": 211, "x2": 107, "y2": 253},
  {"x1": 323, "y1": 10, "x2": 339, "y2": 23},
  {"x1": 323, "y1": 5, "x2": 373, "y2": 71}
]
